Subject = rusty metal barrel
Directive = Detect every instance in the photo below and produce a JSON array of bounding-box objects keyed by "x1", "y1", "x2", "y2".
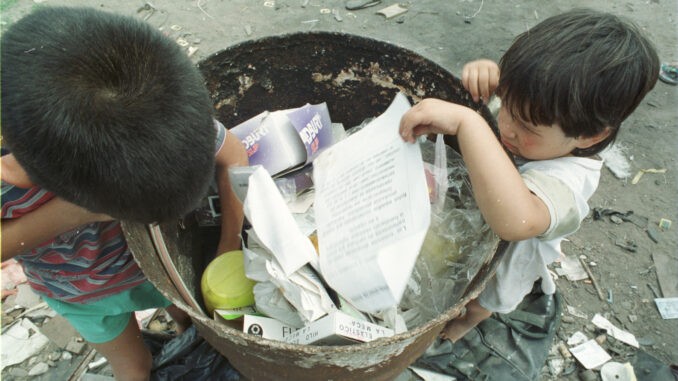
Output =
[{"x1": 123, "y1": 32, "x2": 506, "y2": 381}]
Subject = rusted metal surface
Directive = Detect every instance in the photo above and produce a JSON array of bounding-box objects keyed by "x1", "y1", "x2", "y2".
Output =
[
  {"x1": 123, "y1": 31, "x2": 505, "y2": 381},
  {"x1": 197, "y1": 31, "x2": 497, "y2": 135}
]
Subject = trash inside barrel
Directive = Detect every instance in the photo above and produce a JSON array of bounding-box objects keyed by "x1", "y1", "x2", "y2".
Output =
[{"x1": 122, "y1": 32, "x2": 507, "y2": 381}]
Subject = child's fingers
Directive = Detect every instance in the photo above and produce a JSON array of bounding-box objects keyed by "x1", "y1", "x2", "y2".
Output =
[{"x1": 463, "y1": 68, "x2": 481, "y2": 102}]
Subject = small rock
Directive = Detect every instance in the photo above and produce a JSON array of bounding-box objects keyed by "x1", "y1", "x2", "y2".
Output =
[
  {"x1": 579, "y1": 369, "x2": 597, "y2": 381},
  {"x1": 61, "y1": 351, "x2": 73, "y2": 361},
  {"x1": 637, "y1": 337, "x2": 655, "y2": 346},
  {"x1": 595, "y1": 334, "x2": 607, "y2": 345},
  {"x1": 628, "y1": 315, "x2": 637, "y2": 323},
  {"x1": 548, "y1": 358, "x2": 564, "y2": 375},
  {"x1": 49, "y1": 350, "x2": 62, "y2": 361},
  {"x1": 28, "y1": 362, "x2": 49, "y2": 376},
  {"x1": 66, "y1": 338, "x2": 87, "y2": 354},
  {"x1": 8, "y1": 367, "x2": 29, "y2": 378},
  {"x1": 148, "y1": 320, "x2": 168, "y2": 332},
  {"x1": 47, "y1": 360, "x2": 57, "y2": 367}
]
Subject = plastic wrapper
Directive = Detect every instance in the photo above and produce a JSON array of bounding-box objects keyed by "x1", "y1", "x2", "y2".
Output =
[{"x1": 400, "y1": 137, "x2": 499, "y2": 328}]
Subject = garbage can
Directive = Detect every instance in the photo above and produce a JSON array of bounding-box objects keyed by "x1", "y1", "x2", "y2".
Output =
[{"x1": 122, "y1": 31, "x2": 507, "y2": 381}]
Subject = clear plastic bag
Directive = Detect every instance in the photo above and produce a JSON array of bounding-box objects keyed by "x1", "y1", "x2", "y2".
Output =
[{"x1": 400, "y1": 136, "x2": 499, "y2": 328}]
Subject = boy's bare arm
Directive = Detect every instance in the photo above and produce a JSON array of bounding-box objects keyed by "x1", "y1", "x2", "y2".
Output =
[
  {"x1": 400, "y1": 99, "x2": 550, "y2": 241},
  {"x1": 1, "y1": 198, "x2": 111, "y2": 260},
  {"x1": 214, "y1": 130, "x2": 249, "y2": 255}
]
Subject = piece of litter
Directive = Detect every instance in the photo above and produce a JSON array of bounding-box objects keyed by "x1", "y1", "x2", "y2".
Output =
[
  {"x1": 599, "y1": 144, "x2": 632, "y2": 179},
  {"x1": 1, "y1": 318, "x2": 50, "y2": 370},
  {"x1": 654, "y1": 297, "x2": 678, "y2": 319},
  {"x1": 409, "y1": 365, "x2": 457, "y2": 380},
  {"x1": 631, "y1": 167, "x2": 667, "y2": 184},
  {"x1": 88, "y1": 357, "x2": 108, "y2": 370},
  {"x1": 332, "y1": 9, "x2": 343, "y2": 22},
  {"x1": 659, "y1": 218, "x2": 672, "y2": 230},
  {"x1": 566, "y1": 305, "x2": 588, "y2": 319},
  {"x1": 556, "y1": 255, "x2": 588, "y2": 281},
  {"x1": 567, "y1": 331, "x2": 588, "y2": 346},
  {"x1": 187, "y1": 46, "x2": 199, "y2": 57},
  {"x1": 548, "y1": 358, "x2": 564, "y2": 376},
  {"x1": 569, "y1": 339, "x2": 612, "y2": 369},
  {"x1": 320, "y1": 8, "x2": 331, "y2": 14},
  {"x1": 376, "y1": 3, "x2": 409, "y2": 19},
  {"x1": 170, "y1": 24, "x2": 182, "y2": 31},
  {"x1": 176, "y1": 37, "x2": 189, "y2": 47},
  {"x1": 591, "y1": 313, "x2": 639, "y2": 348},
  {"x1": 646, "y1": 226, "x2": 660, "y2": 243},
  {"x1": 28, "y1": 362, "x2": 49, "y2": 376},
  {"x1": 264, "y1": 1, "x2": 275, "y2": 7},
  {"x1": 600, "y1": 361, "x2": 637, "y2": 381}
]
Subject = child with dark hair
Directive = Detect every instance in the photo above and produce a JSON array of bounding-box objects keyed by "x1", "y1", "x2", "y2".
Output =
[
  {"x1": 400, "y1": 8, "x2": 658, "y2": 342},
  {"x1": 1, "y1": 6, "x2": 247, "y2": 380}
]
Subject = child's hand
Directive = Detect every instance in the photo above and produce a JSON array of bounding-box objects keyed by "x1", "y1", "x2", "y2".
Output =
[
  {"x1": 462, "y1": 59, "x2": 500, "y2": 103},
  {"x1": 400, "y1": 98, "x2": 468, "y2": 143}
]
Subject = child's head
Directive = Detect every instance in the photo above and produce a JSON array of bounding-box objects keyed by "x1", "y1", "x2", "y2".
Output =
[
  {"x1": 495, "y1": 8, "x2": 659, "y2": 157},
  {"x1": 1, "y1": 6, "x2": 216, "y2": 223}
]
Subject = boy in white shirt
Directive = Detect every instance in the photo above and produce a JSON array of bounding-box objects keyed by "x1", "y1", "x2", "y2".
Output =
[{"x1": 399, "y1": 8, "x2": 659, "y2": 342}]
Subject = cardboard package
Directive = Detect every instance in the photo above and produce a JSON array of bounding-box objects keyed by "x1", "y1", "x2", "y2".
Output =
[{"x1": 284, "y1": 310, "x2": 394, "y2": 345}]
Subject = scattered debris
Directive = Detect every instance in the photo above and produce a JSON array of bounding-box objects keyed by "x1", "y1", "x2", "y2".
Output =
[
  {"x1": 579, "y1": 256, "x2": 606, "y2": 301},
  {"x1": 599, "y1": 144, "x2": 632, "y2": 179},
  {"x1": 654, "y1": 297, "x2": 678, "y2": 319},
  {"x1": 377, "y1": 3, "x2": 409, "y2": 19},
  {"x1": 27, "y1": 362, "x2": 49, "y2": 376},
  {"x1": 600, "y1": 361, "x2": 637, "y2": 381},
  {"x1": 614, "y1": 238, "x2": 638, "y2": 252},
  {"x1": 591, "y1": 314, "x2": 639, "y2": 348},
  {"x1": 1, "y1": 318, "x2": 50, "y2": 370},
  {"x1": 631, "y1": 167, "x2": 667, "y2": 185},
  {"x1": 658, "y1": 218, "x2": 672, "y2": 230},
  {"x1": 566, "y1": 305, "x2": 588, "y2": 319},
  {"x1": 592, "y1": 208, "x2": 648, "y2": 228},
  {"x1": 345, "y1": 0, "x2": 382, "y2": 11},
  {"x1": 646, "y1": 225, "x2": 661, "y2": 243},
  {"x1": 556, "y1": 255, "x2": 589, "y2": 281},
  {"x1": 332, "y1": 8, "x2": 343, "y2": 22},
  {"x1": 136, "y1": 2, "x2": 156, "y2": 21},
  {"x1": 88, "y1": 357, "x2": 108, "y2": 370},
  {"x1": 570, "y1": 338, "x2": 612, "y2": 369},
  {"x1": 652, "y1": 252, "x2": 678, "y2": 297}
]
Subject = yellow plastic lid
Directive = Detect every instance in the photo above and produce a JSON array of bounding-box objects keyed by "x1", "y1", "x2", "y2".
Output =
[{"x1": 201, "y1": 250, "x2": 256, "y2": 315}]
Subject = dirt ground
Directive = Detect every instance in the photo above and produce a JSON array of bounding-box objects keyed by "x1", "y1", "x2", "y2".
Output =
[{"x1": 1, "y1": 0, "x2": 677, "y2": 380}]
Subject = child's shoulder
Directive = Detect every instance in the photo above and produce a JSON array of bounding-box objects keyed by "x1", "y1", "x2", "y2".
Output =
[{"x1": 519, "y1": 156, "x2": 602, "y2": 173}]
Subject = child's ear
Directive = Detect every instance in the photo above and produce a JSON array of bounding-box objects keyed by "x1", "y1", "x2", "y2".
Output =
[
  {"x1": 575, "y1": 127, "x2": 612, "y2": 149},
  {"x1": 1, "y1": 154, "x2": 35, "y2": 188}
]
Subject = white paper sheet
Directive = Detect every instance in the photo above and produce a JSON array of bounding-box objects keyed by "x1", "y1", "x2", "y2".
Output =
[
  {"x1": 243, "y1": 166, "x2": 319, "y2": 276},
  {"x1": 569, "y1": 339, "x2": 611, "y2": 369},
  {"x1": 591, "y1": 313, "x2": 639, "y2": 348},
  {"x1": 243, "y1": 229, "x2": 334, "y2": 323},
  {"x1": 313, "y1": 93, "x2": 431, "y2": 313},
  {"x1": 1, "y1": 319, "x2": 49, "y2": 370}
]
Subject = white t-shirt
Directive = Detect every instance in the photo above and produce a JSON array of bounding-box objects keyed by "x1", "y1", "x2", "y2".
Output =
[{"x1": 478, "y1": 156, "x2": 603, "y2": 313}]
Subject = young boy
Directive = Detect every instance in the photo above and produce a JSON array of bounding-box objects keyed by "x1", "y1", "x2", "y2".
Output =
[
  {"x1": 1, "y1": 6, "x2": 247, "y2": 381},
  {"x1": 399, "y1": 9, "x2": 658, "y2": 342}
]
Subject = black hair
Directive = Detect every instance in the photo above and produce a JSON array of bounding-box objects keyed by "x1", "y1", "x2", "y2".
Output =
[
  {"x1": 1, "y1": 6, "x2": 216, "y2": 222},
  {"x1": 495, "y1": 8, "x2": 659, "y2": 156}
]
